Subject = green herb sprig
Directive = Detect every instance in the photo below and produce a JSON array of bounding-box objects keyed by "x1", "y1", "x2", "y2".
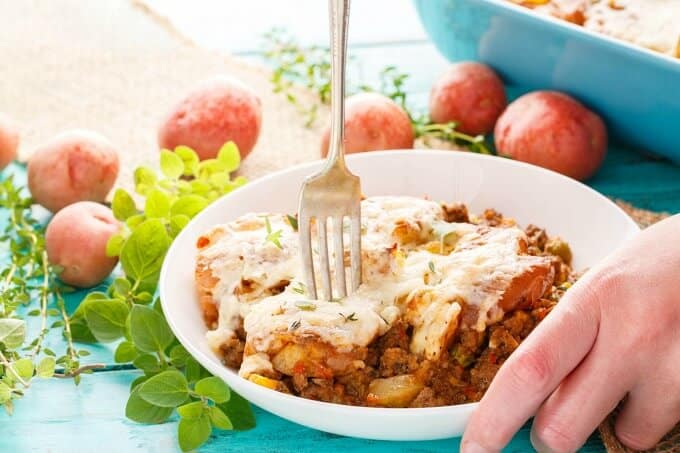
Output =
[
  {"x1": 432, "y1": 221, "x2": 461, "y2": 255},
  {"x1": 71, "y1": 143, "x2": 254, "y2": 451},
  {"x1": 412, "y1": 120, "x2": 491, "y2": 155},
  {"x1": 291, "y1": 281, "x2": 307, "y2": 296},
  {"x1": 263, "y1": 28, "x2": 331, "y2": 127},
  {"x1": 340, "y1": 312, "x2": 358, "y2": 322},
  {"x1": 295, "y1": 300, "x2": 316, "y2": 311},
  {"x1": 262, "y1": 30, "x2": 493, "y2": 154},
  {"x1": 359, "y1": 65, "x2": 409, "y2": 111},
  {"x1": 263, "y1": 216, "x2": 283, "y2": 250},
  {"x1": 291, "y1": 281, "x2": 306, "y2": 295},
  {"x1": 286, "y1": 214, "x2": 298, "y2": 231},
  {"x1": 0, "y1": 176, "x2": 96, "y2": 415}
]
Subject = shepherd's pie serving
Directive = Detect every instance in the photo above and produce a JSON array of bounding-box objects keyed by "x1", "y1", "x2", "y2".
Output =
[{"x1": 194, "y1": 196, "x2": 575, "y2": 407}]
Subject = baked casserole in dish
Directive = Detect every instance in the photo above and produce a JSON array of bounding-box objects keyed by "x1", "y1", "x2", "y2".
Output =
[
  {"x1": 512, "y1": 0, "x2": 680, "y2": 58},
  {"x1": 414, "y1": 0, "x2": 680, "y2": 160}
]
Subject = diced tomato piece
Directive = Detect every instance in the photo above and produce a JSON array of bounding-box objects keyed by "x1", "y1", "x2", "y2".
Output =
[
  {"x1": 196, "y1": 236, "x2": 210, "y2": 248},
  {"x1": 488, "y1": 352, "x2": 497, "y2": 365}
]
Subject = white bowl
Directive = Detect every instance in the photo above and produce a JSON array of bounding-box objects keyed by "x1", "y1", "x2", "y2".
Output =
[{"x1": 160, "y1": 150, "x2": 639, "y2": 440}]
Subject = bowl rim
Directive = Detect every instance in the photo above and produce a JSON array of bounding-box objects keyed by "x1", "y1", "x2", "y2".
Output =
[
  {"x1": 160, "y1": 149, "x2": 639, "y2": 416},
  {"x1": 475, "y1": 0, "x2": 680, "y2": 70}
]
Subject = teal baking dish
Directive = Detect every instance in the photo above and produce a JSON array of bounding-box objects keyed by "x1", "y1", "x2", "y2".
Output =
[{"x1": 413, "y1": 0, "x2": 680, "y2": 161}]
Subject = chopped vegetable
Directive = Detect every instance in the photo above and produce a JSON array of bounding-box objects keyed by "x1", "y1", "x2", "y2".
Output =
[
  {"x1": 367, "y1": 375, "x2": 424, "y2": 407},
  {"x1": 451, "y1": 345, "x2": 474, "y2": 368},
  {"x1": 545, "y1": 237, "x2": 573, "y2": 264},
  {"x1": 248, "y1": 374, "x2": 280, "y2": 390}
]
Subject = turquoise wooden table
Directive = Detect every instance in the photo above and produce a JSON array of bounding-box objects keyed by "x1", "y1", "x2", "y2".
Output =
[{"x1": 1, "y1": 1, "x2": 679, "y2": 452}]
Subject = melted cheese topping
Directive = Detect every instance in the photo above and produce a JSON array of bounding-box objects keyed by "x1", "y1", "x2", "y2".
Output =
[
  {"x1": 198, "y1": 213, "x2": 300, "y2": 349},
  {"x1": 584, "y1": 0, "x2": 680, "y2": 58},
  {"x1": 516, "y1": 0, "x2": 680, "y2": 58},
  {"x1": 243, "y1": 287, "x2": 391, "y2": 354},
  {"x1": 196, "y1": 196, "x2": 554, "y2": 377},
  {"x1": 399, "y1": 226, "x2": 551, "y2": 357}
]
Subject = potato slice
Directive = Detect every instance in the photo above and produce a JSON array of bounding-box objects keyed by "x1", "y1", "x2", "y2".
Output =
[
  {"x1": 271, "y1": 342, "x2": 364, "y2": 379},
  {"x1": 367, "y1": 375, "x2": 424, "y2": 407},
  {"x1": 248, "y1": 374, "x2": 280, "y2": 390},
  {"x1": 271, "y1": 343, "x2": 309, "y2": 376}
]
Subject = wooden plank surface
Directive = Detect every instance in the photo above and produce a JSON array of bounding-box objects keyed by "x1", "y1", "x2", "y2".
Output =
[{"x1": 0, "y1": 369, "x2": 605, "y2": 453}]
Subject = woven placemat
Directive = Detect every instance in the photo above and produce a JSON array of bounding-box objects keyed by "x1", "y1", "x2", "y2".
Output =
[
  {"x1": 0, "y1": 0, "x2": 328, "y2": 194},
  {"x1": 0, "y1": 0, "x2": 676, "y2": 450},
  {"x1": 600, "y1": 405, "x2": 680, "y2": 453}
]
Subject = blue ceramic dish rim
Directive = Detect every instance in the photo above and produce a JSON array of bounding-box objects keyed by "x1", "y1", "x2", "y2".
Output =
[{"x1": 462, "y1": 0, "x2": 680, "y2": 72}]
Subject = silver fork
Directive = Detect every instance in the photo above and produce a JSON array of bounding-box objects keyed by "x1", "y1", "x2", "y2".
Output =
[{"x1": 297, "y1": 0, "x2": 362, "y2": 301}]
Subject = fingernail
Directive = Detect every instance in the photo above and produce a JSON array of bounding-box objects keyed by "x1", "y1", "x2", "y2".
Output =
[
  {"x1": 530, "y1": 428, "x2": 556, "y2": 453},
  {"x1": 460, "y1": 440, "x2": 493, "y2": 453}
]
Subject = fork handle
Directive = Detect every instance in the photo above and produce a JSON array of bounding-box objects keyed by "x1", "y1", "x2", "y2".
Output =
[{"x1": 326, "y1": 0, "x2": 350, "y2": 171}]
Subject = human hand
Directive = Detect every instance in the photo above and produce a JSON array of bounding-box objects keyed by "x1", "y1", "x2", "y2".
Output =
[{"x1": 461, "y1": 214, "x2": 680, "y2": 452}]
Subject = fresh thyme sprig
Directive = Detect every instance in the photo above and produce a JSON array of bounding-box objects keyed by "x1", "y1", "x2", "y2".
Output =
[
  {"x1": 340, "y1": 312, "x2": 358, "y2": 322},
  {"x1": 291, "y1": 281, "x2": 306, "y2": 295},
  {"x1": 286, "y1": 214, "x2": 298, "y2": 231},
  {"x1": 263, "y1": 28, "x2": 331, "y2": 127},
  {"x1": 262, "y1": 29, "x2": 493, "y2": 154},
  {"x1": 0, "y1": 176, "x2": 97, "y2": 414},
  {"x1": 263, "y1": 216, "x2": 283, "y2": 250},
  {"x1": 295, "y1": 300, "x2": 316, "y2": 311},
  {"x1": 413, "y1": 120, "x2": 492, "y2": 154},
  {"x1": 359, "y1": 65, "x2": 409, "y2": 111}
]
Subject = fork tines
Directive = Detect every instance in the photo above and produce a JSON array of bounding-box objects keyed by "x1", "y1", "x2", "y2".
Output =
[{"x1": 298, "y1": 204, "x2": 361, "y2": 301}]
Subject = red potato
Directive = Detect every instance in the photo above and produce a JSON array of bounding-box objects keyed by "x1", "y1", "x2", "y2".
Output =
[
  {"x1": 429, "y1": 62, "x2": 507, "y2": 135},
  {"x1": 46, "y1": 202, "x2": 120, "y2": 288},
  {"x1": 158, "y1": 76, "x2": 262, "y2": 161},
  {"x1": 494, "y1": 91, "x2": 607, "y2": 180},
  {"x1": 0, "y1": 113, "x2": 20, "y2": 170},
  {"x1": 321, "y1": 92, "x2": 414, "y2": 156},
  {"x1": 27, "y1": 130, "x2": 119, "y2": 213}
]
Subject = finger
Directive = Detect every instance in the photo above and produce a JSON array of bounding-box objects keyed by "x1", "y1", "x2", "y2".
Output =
[
  {"x1": 615, "y1": 377, "x2": 680, "y2": 450},
  {"x1": 461, "y1": 275, "x2": 603, "y2": 453},
  {"x1": 530, "y1": 336, "x2": 635, "y2": 453}
]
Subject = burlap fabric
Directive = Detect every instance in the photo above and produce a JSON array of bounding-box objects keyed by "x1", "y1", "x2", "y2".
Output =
[
  {"x1": 0, "y1": 0, "x2": 676, "y2": 450},
  {"x1": 599, "y1": 404, "x2": 680, "y2": 453},
  {"x1": 0, "y1": 0, "x2": 327, "y2": 193}
]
